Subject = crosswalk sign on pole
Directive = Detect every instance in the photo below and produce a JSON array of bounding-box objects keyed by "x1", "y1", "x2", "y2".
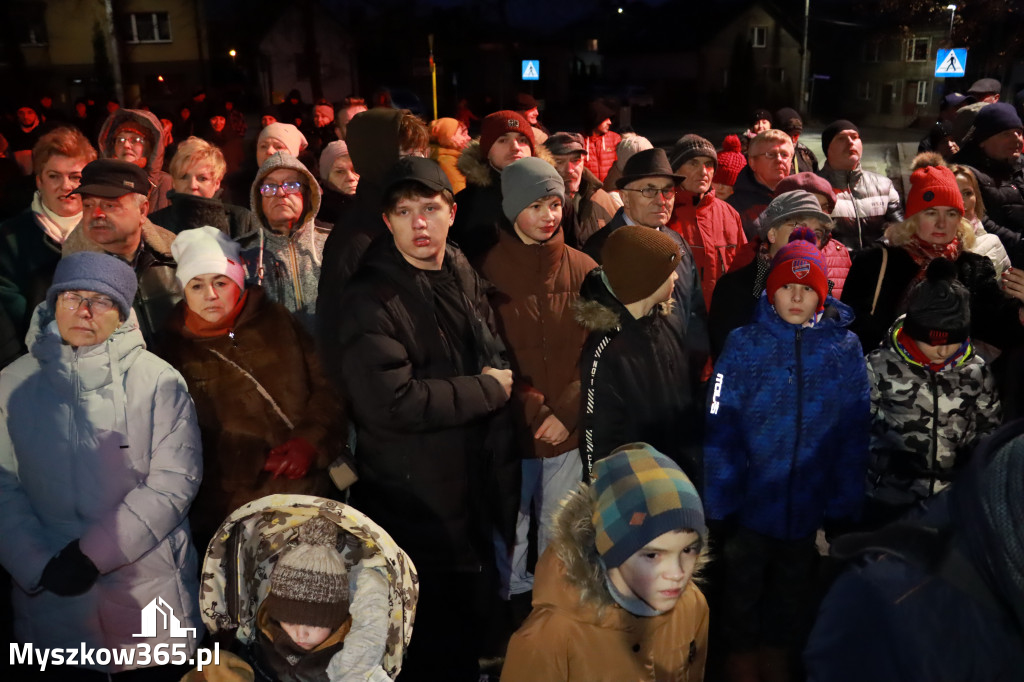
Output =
[
  {"x1": 522, "y1": 60, "x2": 540, "y2": 81},
  {"x1": 935, "y1": 49, "x2": 967, "y2": 78}
]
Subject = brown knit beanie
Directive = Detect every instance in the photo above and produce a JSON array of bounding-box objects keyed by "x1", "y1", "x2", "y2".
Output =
[
  {"x1": 263, "y1": 516, "x2": 350, "y2": 630},
  {"x1": 601, "y1": 226, "x2": 681, "y2": 304}
]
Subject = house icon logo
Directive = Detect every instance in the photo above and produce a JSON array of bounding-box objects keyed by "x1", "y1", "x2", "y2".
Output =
[{"x1": 133, "y1": 597, "x2": 197, "y2": 639}]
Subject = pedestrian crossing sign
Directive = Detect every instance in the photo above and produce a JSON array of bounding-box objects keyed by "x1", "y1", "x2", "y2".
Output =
[
  {"x1": 935, "y1": 49, "x2": 967, "y2": 78},
  {"x1": 522, "y1": 60, "x2": 540, "y2": 81}
]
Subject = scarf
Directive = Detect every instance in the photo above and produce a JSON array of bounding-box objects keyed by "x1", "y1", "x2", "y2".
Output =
[
  {"x1": 895, "y1": 327, "x2": 971, "y2": 372},
  {"x1": 183, "y1": 289, "x2": 249, "y2": 338},
  {"x1": 31, "y1": 191, "x2": 80, "y2": 243},
  {"x1": 903, "y1": 235, "x2": 963, "y2": 281}
]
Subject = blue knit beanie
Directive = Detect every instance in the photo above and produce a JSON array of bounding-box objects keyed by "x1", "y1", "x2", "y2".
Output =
[
  {"x1": 47, "y1": 252, "x2": 138, "y2": 319},
  {"x1": 592, "y1": 443, "x2": 706, "y2": 568}
]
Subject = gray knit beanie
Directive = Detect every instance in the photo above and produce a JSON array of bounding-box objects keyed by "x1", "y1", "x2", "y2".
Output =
[
  {"x1": 501, "y1": 157, "x2": 565, "y2": 223},
  {"x1": 47, "y1": 252, "x2": 138, "y2": 319},
  {"x1": 757, "y1": 190, "x2": 832, "y2": 238},
  {"x1": 668, "y1": 134, "x2": 717, "y2": 172}
]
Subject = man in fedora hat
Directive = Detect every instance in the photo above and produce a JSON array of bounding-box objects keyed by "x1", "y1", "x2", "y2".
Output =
[{"x1": 583, "y1": 148, "x2": 708, "y2": 375}]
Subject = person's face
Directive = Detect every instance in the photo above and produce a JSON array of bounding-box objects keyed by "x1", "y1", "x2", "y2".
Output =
[
  {"x1": 826, "y1": 130, "x2": 863, "y2": 171},
  {"x1": 621, "y1": 177, "x2": 676, "y2": 227},
  {"x1": 259, "y1": 168, "x2": 306, "y2": 232},
  {"x1": 183, "y1": 274, "x2": 242, "y2": 324},
  {"x1": 451, "y1": 124, "x2": 471, "y2": 150},
  {"x1": 979, "y1": 128, "x2": 1024, "y2": 162},
  {"x1": 596, "y1": 118, "x2": 612, "y2": 135},
  {"x1": 514, "y1": 195, "x2": 563, "y2": 244},
  {"x1": 81, "y1": 193, "x2": 147, "y2": 256},
  {"x1": 767, "y1": 216, "x2": 828, "y2": 256},
  {"x1": 17, "y1": 107, "x2": 38, "y2": 127},
  {"x1": 749, "y1": 141, "x2": 794, "y2": 189},
  {"x1": 773, "y1": 283, "x2": 819, "y2": 325},
  {"x1": 915, "y1": 206, "x2": 962, "y2": 246},
  {"x1": 113, "y1": 126, "x2": 150, "y2": 168},
  {"x1": 488, "y1": 132, "x2": 532, "y2": 170},
  {"x1": 173, "y1": 160, "x2": 222, "y2": 199},
  {"x1": 40, "y1": 96, "x2": 52, "y2": 109},
  {"x1": 180, "y1": 108, "x2": 191, "y2": 121},
  {"x1": 913, "y1": 338, "x2": 961, "y2": 364},
  {"x1": 54, "y1": 290, "x2": 123, "y2": 348},
  {"x1": 810, "y1": 192, "x2": 833, "y2": 214},
  {"x1": 326, "y1": 155, "x2": 359, "y2": 195},
  {"x1": 679, "y1": 156, "x2": 716, "y2": 195},
  {"x1": 956, "y1": 175, "x2": 978, "y2": 221},
  {"x1": 607, "y1": 530, "x2": 701, "y2": 613},
  {"x1": 383, "y1": 194, "x2": 456, "y2": 270},
  {"x1": 75, "y1": 102, "x2": 87, "y2": 117},
  {"x1": 313, "y1": 108, "x2": 333, "y2": 128},
  {"x1": 106, "y1": 101, "x2": 120, "y2": 114},
  {"x1": 257, "y1": 137, "x2": 291, "y2": 167},
  {"x1": 553, "y1": 152, "x2": 585, "y2": 194},
  {"x1": 280, "y1": 622, "x2": 332, "y2": 652},
  {"x1": 753, "y1": 118, "x2": 771, "y2": 134},
  {"x1": 260, "y1": 114, "x2": 276, "y2": 128},
  {"x1": 523, "y1": 107, "x2": 539, "y2": 125},
  {"x1": 712, "y1": 182, "x2": 734, "y2": 200},
  {"x1": 36, "y1": 155, "x2": 86, "y2": 217},
  {"x1": 209, "y1": 116, "x2": 226, "y2": 133}
]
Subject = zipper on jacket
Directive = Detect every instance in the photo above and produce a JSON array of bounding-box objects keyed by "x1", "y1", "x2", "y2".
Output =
[
  {"x1": 786, "y1": 328, "x2": 803, "y2": 536},
  {"x1": 929, "y1": 372, "x2": 939, "y2": 496},
  {"x1": 287, "y1": 238, "x2": 303, "y2": 310}
]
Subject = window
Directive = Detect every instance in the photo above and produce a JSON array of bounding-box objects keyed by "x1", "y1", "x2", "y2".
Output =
[
  {"x1": 862, "y1": 41, "x2": 879, "y2": 63},
  {"x1": 916, "y1": 80, "x2": 930, "y2": 105},
  {"x1": 857, "y1": 82, "x2": 873, "y2": 101},
  {"x1": 905, "y1": 37, "x2": 929, "y2": 62},
  {"x1": 751, "y1": 26, "x2": 767, "y2": 48},
  {"x1": 123, "y1": 12, "x2": 171, "y2": 44},
  {"x1": 14, "y1": 2, "x2": 47, "y2": 46},
  {"x1": 763, "y1": 67, "x2": 785, "y2": 84},
  {"x1": 586, "y1": 39, "x2": 599, "y2": 52}
]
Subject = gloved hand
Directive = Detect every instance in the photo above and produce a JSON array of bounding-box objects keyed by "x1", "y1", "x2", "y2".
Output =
[
  {"x1": 264, "y1": 437, "x2": 317, "y2": 480},
  {"x1": 40, "y1": 540, "x2": 99, "y2": 596}
]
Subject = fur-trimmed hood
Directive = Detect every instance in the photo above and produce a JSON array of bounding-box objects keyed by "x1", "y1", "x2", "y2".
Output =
[
  {"x1": 97, "y1": 108, "x2": 167, "y2": 174},
  {"x1": 574, "y1": 266, "x2": 672, "y2": 333},
  {"x1": 456, "y1": 140, "x2": 555, "y2": 189},
  {"x1": 62, "y1": 216, "x2": 177, "y2": 259}
]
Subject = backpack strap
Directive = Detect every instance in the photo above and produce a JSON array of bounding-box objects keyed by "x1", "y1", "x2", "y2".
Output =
[{"x1": 870, "y1": 247, "x2": 888, "y2": 316}]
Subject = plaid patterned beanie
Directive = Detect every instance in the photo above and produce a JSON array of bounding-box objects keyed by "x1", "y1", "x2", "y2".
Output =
[
  {"x1": 264, "y1": 516, "x2": 350, "y2": 629},
  {"x1": 592, "y1": 443, "x2": 706, "y2": 568}
]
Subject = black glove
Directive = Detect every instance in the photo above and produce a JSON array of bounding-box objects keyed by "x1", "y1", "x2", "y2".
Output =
[{"x1": 40, "y1": 540, "x2": 99, "y2": 596}]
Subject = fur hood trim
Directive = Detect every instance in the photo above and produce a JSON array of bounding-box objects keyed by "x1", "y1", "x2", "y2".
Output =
[
  {"x1": 97, "y1": 108, "x2": 166, "y2": 173},
  {"x1": 574, "y1": 268, "x2": 673, "y2": 333},
  {"x1": 62, "y1": 217, "x2": 176, "y2": 259},
  {"x1": 456, "y1": 141, "x2": 555, "y2": 189}
]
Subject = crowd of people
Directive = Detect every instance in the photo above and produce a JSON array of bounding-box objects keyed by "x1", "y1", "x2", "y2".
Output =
[{"x1": 1, "y1": 78, "x2": 1023, "y2": 682}]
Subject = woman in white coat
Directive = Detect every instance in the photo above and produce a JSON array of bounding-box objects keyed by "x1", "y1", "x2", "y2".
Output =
[{"x1": 0, "y1": 252, "x2": 203, "y2": 681}]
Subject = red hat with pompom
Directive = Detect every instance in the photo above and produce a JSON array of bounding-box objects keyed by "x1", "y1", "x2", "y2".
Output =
[
  {"x1": 906, "y1": 165, "x2": 963, "y2": 219},
  {"x1": 713, "y1": 135, "x2": 747, "y2": 188},
  {"x1": 766, "y1": 226, "x2": 829, "y2": 313}
]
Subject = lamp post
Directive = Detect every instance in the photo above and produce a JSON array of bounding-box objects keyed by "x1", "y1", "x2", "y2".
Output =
[
  {"x1": 946, "y1": 4, "x2": 957, "y2": 42},
  {"x1": 229, "y1": 49, "x2": 237, "y2": 66}
]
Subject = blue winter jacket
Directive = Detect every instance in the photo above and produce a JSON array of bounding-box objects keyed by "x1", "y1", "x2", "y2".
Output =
[{"x1": 705, "y1": 294, "x2": 871, "y2": 540}]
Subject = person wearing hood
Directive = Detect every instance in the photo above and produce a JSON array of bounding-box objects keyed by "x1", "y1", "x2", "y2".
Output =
[
  {"x1": 576, "y1": 225, "x2": 703, "y2": 487},
  {"x1": 0, "y1": 252, "x2": 202, "y2": 680},
  {"x1": 0, "y1": 127, "x2": 96, "y2": 356},
  {"x1": 477, "y1": 157, "x2": 597, "y2": 605},
  {"x1": 149, "y1": 135, "x2": 261, "y2": 240},
  {"x1": 543, "y1": 132, "x2": 617, "y2": 248},
  {"x1": 97, "y1": 107, "x2": 173, "y2": 213},
  {"x1": 449, "y1": 110, "x2": 539, "y2": 262},
  {"x1": 429, "y1": 117, "x2": 470, "y2": 194},
  {"x1": 501, "y1": 443, "x2": 710, "y2": 682},
  {"x1": 159, "y1": 226, "x2": 343, "y2": 551},
  {"x1": 706, "y1": 227, "x2": 870, "y2": 681},
  {"x1": 317, "y1": 139, "x2": 359, "y2": 225},
  {"x1": 667, "y1": 134, "x2": 747, "y2": 309}
]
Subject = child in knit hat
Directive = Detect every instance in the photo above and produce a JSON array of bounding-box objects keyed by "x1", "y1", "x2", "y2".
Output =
[
  {"x1": 705, "y1": 227, "x2": 871, "y2": 678},
  {"x1": 863, "y1": 257, "x2": 1001, "y2": 529},
  {"x1": 502, "y1": 443, "x2": 709, "y2": 681}
]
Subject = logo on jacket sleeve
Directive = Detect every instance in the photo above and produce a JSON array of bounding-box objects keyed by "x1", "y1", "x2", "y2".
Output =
[{"x1": 710, "y1": 373, "x2": 724, "y2": 415}]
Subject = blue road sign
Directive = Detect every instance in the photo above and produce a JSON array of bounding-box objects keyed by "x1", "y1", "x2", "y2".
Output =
[
  {"x1": 522, "y1": 60, "x2": 540, "y2": 81},
  {"x1": 936, "y1": 49, "x2": 967, "y2": 78}
]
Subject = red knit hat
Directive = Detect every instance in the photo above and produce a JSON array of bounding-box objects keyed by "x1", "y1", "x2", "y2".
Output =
[
  {"x1": 713, "y1": 135, "x2": 746, "y2": 187},
  {"x1": 766, "y1": 227, "x2": 829, "y2": 312},
  {"x1": 479, "y1": 110, "x2": 535, "y2": 158},
  {"x1": 905, "y1": 165, "x2": 964, "y2": 219}
]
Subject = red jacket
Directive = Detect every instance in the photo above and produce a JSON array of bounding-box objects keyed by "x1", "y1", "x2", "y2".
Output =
[
  {"x1": 668, "y1": 188, "x2": 747, "y2": 309},
  {"x1": 583, "y1": 131, "x2": 621, "y2": 183},
  {"x1": 729, "y1": 237, "x2": 852, "y2": 301}
]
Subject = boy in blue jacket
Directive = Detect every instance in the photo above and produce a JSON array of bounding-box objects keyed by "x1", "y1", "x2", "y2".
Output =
[{"x1": 706, "y1": 195, "x2": 871, "y2": 680}]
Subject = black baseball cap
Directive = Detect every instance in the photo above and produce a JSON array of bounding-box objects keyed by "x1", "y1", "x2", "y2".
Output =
[
  {"x1": 382, "y1": 156, "x2": 452, "y2": 196},
  {"x1": 71, "y1": 159, "x2": 150, "y2": 198}
]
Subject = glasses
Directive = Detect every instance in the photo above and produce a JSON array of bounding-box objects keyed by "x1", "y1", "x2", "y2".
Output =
[
  {"x1": 622, "y1": 186, "x2": 675, "y2": 199},
  {"x1": 259, "y1": 182, "x2": 304, "y2": 197},
  {"x1": 115, "y1": 134, "x2": 146, "y2": 146},
  {"x1": 752, "y1": 150, "x2": 793, "y2": 162},
  {"x1": 60, "y1": 291, "x2": 116, "y2": 314}
]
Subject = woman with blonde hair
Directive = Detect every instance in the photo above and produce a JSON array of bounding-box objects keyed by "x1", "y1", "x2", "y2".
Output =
[
  {"x1": 951, "y1": 163, "x2": 1012, "y2": 275},
  {"x1": 842, "y1": 164, "x2": 1024, "y2": 354}
]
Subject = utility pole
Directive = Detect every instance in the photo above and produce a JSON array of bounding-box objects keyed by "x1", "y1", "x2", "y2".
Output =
[
  {"x1": 103, "y1": 0, "x2": 124, "y2": 105},
  {"x1": 799, "y1": 0, "x2": 810, "y2": 114}
]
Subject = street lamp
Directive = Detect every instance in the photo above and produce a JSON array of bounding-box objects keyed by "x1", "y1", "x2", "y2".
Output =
[
  {"x1": 229, "y1": 49, "x2": 237, "y2": 66},
  {"x1": 946, "y1": 4, "x2": 957, "y2": 41}
]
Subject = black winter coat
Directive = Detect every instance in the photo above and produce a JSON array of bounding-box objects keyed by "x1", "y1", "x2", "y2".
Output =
[
  {"x1": 0, "y1": 209, "x2": 61, "y2": 355},
  {"x1": 708, "y1": 258, "x2": 765, "y2": 362},
  {"x1": 575, "y1": 268, "x2": 703, "y2": 489},
  {"x1": 953, "y1": 145, "x2": 1024, "y2": 235},
  {"x1": 332, "y1": 237, "x2": 518, "y2": 572},
  {"x1": 148, "y1": 190, "x2": 261, "y2": 240}
]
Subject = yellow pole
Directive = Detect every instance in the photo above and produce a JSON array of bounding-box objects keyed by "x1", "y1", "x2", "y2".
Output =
[{"x1": 429, "y1": 34, "x2": 438, "y2": 121}]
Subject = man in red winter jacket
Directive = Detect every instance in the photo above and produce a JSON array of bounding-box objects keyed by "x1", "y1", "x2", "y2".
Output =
[{"x1": 582, "y1": 101, "x2": 621, "y2": 183}]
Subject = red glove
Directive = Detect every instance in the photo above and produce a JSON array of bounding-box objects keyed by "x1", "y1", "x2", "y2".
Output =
[{"x1": 264, "y1": 437, "x2": 317, "y2": 480}]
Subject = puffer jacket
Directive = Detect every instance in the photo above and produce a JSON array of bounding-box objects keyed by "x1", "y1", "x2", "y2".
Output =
[
  {"x1": 821, "y1": 236, "x2": 852, "y2": 300},
  {"x1": 0, "y1": 305, "x2": 202, "y2": 672},
  {"x1": 149, "y1": 189, "x2": 261, "y2": 241},
  {"x1": 244, "y1": 152, "x2": 330, "y2": 332},
  {"x1": 706, "y1": 295, "x2": 870, "y2": 540},
  {"x1": 668, "y1": 187, "x2": 747, "y2": 309},
  {"x1": 818, "y1": 162, "x2": 904, "y2": 250},
  {"x1": 968, "y1": 216, "x2": 1012, "y2": 276},
  {"x1": 501, "y1": 482, "x2": 709, "y2": 682},
  {"x1": 575, "y1": 269, "x2": 703, "y2": 486},
  {"x1": 953, "y1": 144, "x2": 1024, "y2": 234},
  {"x1": 583, "y1": 130, "x2": 621, "y2": 183},
  {"x1": 97, "y1": 108, "x2": 173, "y2": 214},
  {"x1": 63, "y1": 219, "x2": 181, "y2": 349},
  {"x1": 158, "y1": 287, "x2": 343, "y2": 545},
  {"x1": 478, "y1": 227, "x2": 597, "y2": 459},
  {"x1": 865, "y1": 317, "x2": 1000, "y2": 509},
  {"x1": 727, "y1": 166, "x2": 775, "y2": 239}
]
